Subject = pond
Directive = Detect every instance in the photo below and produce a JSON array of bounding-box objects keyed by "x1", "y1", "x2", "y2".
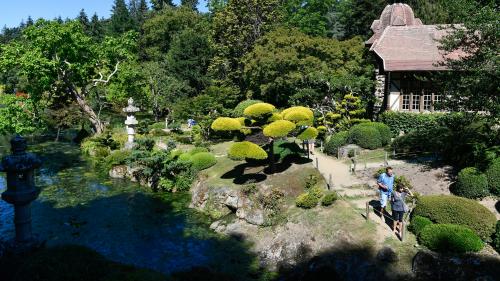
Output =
[{"x1": 0, "y1": 139, "x2": 256, "y2": 277}]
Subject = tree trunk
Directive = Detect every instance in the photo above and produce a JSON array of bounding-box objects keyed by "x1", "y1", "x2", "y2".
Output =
[
  {"x1": 55, "y1": 127, "x2": 61, "y2": 142},
  {"x1": 72, "y1": 90, "x2": 105, "y2": 134},
  {"x1": 269, "y1": 138, "x2": 275, "y2": 174}
]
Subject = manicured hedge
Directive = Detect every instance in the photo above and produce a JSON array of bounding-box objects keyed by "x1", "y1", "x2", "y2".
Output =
[
  {"x1": 321, "y1": 191, "x2": 338, "y2": 206},
  {"x1": 413, "y1": 195, "x2": 496, "y2": 240},
  {"x1": 419, "y1": 224, "x2": 484, "y2": 253},
  {"x1": 296, "y1": 193, "x2": 319, "y2": 209},
  {"x1": 243, "y1": 103, "x2": 275, "y2": 118},
  {"x1": 348, "y1": 124, "x2": 382, "y2": 149},
  {"x1": 191, "y1": 152, "x2": 217, "y2": 171},
  {"x1": 263, "y1": 120, "x2": 296, "y2": 138},
  {"x1": 409, "y1": 215, "x2": 433, "y2": 236},
  {"x1": 379, "y1": 111, "x2": 443, "y2": 135},
  {"x1": 454, "y1": 167, "x2": 489, "y2": 199},
  {"x1": 211, "y1": 117, "x2": 242, "y2": 131},
  {"x1": 233, "y1": 99, "x2": 262, "y2": 116},
  {"x1": 324, "y1": 131, "x2": 349, "y2": 156},
  {"x1": 359, "y1": 122, "x2": 392, "y2": 146},
  {"x1": 486, "y1": 158, "x2": 500, "y2": 195}
]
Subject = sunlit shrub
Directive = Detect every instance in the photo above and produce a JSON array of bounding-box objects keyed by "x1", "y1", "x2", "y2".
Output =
[
  {"x1": 229, "y1": 141, "x2": 268, "y2": 160},
  {"x1": 419, "y1": 224, "x2": 483, "y2": 253},
  {"x1": 211, "y1": 117, "x2": 242, "y2": 131},
  {"x1": 297, "y1": 127, "x2": 318, "y2": 141},
  {"x1": 263, "y1": 120, "x2": 296, "y2": 138},
  {"x1": 243, "y1": 103, "x2": 275, "y2": 118}
]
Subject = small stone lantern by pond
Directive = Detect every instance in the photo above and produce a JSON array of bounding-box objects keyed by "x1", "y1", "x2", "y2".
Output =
[
  {"x1": 123, "y1": 97, "x2": 140, "y2": 149},
  {"x1": 0, "y1": 135, "x2": 42, "y2": 251}
]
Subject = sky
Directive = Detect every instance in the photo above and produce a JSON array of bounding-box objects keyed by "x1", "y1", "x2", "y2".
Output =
[{"x1": 1, "y1": 0, "x2": 209, "y2": 28}]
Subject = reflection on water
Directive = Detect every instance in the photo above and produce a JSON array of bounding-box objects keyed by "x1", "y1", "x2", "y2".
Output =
[{"x1": 0, "y1": 141, "x2": 252, "y2": 275}]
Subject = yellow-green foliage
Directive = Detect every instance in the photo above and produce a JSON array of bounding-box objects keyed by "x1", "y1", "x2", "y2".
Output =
[
  {"x1": 317, "y1": 126, "x2": 327, "y2": 132},
  {"x1": 178, "y1": 153, "x2": 192, "y2": 162},
  {"x1": 267, "y1": 113, "x2": 283, "y2": 122},
  {"x1": 211, "y1": 117, "x2": 242, "y2": 131},
  {"x1": 263, "y1": 120, "x2": 296, "y2": 138},
  {"x1": 297, "y1": 127, "x2": 319, "y2": 140},
  {"x1": 229, "y1": 141, "x2": 268, "y2": 160},
  {"x1": 243, "y1": 103, "x2": 275, "y2": 117},
  {"x1": 282, "y1": 106, "x2": 314, "y2": 125}
]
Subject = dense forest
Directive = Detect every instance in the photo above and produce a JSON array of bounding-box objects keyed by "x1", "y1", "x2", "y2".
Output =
[{"x1": 0, "y1": 0, "x2": 497, "y2": 136}]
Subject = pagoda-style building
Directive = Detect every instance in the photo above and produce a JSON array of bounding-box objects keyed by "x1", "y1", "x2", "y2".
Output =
[{"x1": 367, "y1": 3, "x2": 460, "y2": 113}]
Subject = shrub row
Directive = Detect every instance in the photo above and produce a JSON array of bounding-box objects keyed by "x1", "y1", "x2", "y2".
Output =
[
  {"x1": 379, "y1": 111, "x2": 443, "y2": 135},
  {"x1": 412, "y1": 195, "x2": 496, "y2": 240}
]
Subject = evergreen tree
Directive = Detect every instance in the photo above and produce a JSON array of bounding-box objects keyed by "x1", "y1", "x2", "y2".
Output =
[
  {"x1": 338, "y1": 0, "x2": 387, "y2": 39},
  {"x1": 90, "y1": 13, "x2": 105, "y2": 40},
  {"x1": 26, "y1": 16, "x2": 34, "y2": 26},
  {"x1": 181, "y1": 0, "x2": 199, "y2": 10},
  {"x1": 110, "y1": 0, "x2": 134, "y2": 34},
  {"x1": 78, "y1": 9, "x2": 90, "y2": 33},
  {"x1": 138, "y1": 0, "x2": 149, "y2": 25},
  {"x1": 151, "y1": 0, "x2": 175, "y2": 11}
]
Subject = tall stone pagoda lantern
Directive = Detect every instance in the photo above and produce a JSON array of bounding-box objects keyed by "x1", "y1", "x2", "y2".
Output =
[
  {"x1": 0, "y1": 135, "x2": 42, "y2": 250},
  {"x1": 123, "y1": 97, "x2": 140, "y2": 149}
]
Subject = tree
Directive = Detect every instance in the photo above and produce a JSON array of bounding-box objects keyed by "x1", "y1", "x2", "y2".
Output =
[
  {"x1": 0, "y1": 93, "x2": 38, "y2": 135},
  {"x1": 242, "y1": 27, "x2": 374, "y2": 107},
  {"x1": 78, "y1": 9, "x2": 90, "y2": 34},
  {"x1": 181, "y1": 0, "x2": 199, "y2": 10},
  {"x1": 283, "y1": 0, "x2": 338, "y2": 37},
  {"x1": 435, "y1": 2, "x2": 499, "y2": 121},
  {"x1": 141, "y1": 6, "x2": 202, "y2": 61},
  {"x1": 151, "y1": 0, "x2": 175, "y2": 11},
  {"x1": 210, "y1": 0, "x2": 284, "y2": 87},
  {"x1": 90, "y1": 13, "x2": 105, "y2": 40},
  {"x1": 0, "y1": 20, "x2": 137, "y2": 134},
  {"x1": 207, "y1": 0, "x2": 228, "y2": 14},
  {"x1": 337, "y1": 0, "x2": 387, "y2": 39},
  {"x1": 26, "y1": 16, "x2": 34, "y2": 26},
  {"x1": 315, "y1": 93, "x2": 367, "y2": 133},
  {"x1": 109, "y1": 0, "x2": 134, "y2": 35},
  {"x1": 211, "y1": 103, "x2": 319, "y2": 173},
  {"x1": 165, "y1": 28, "x2": 212, "y2": 92}
]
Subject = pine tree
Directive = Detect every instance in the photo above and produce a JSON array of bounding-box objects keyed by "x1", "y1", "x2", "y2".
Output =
[
  {"x1": 151, "y1": 0, "x2": 175, "y2": 11},
  {"x1": 90, "y1": 13, "x2": 105, "y2": 41},
  {"x1": 26, "y1": 16, "x2": 34, "y2": 26},
  {"x1": 109, "y1": 0, "x2": 133, "y2": 35},
  {"x1": 181, "y1": 0, "x2": 199, "y2": 10},
  {"x1": 137, "y1": 0, "x2": 149, "y2": 25},
  {"x1": 78, "y1": 9, "x2": 90, "y2": 33}
]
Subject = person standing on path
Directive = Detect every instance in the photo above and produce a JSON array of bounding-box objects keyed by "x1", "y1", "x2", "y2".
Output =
[
  {"x1": 377, "y1": 166, "x2": 394, "y2": 220},
  {"x1": 391, "y1": 185, "x2": 413, "y2": 237}
]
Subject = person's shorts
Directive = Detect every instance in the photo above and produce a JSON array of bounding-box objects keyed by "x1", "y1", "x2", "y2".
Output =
[
  {"x1": 379, "y1": 192, "x2": 389, "y2": 208},
  {"x1": 392, "y1": 210, "x2": 404, "y2": 222}
]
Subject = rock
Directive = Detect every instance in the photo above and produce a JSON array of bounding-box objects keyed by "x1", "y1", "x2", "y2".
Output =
[
  {"x1": 236, "y1": 207, "x2": 265, "y2": 226},
  {"x1": 376, "y1": 246, "x2": 397, "y2": 263},
  {"x1": 209, "y1": 220, "x2": 221, "y2": 230},
  {"x1": 109, "y1": 165, "x2": 127, "y2": 179}
]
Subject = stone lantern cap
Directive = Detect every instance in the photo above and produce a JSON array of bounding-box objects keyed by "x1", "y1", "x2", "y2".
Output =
[
  {"x1": 123, "y1": 98, "x2": 140, "y2": 113},
  {"x1": 0, "y1": 135, "x2": 41, "y2": 172}
]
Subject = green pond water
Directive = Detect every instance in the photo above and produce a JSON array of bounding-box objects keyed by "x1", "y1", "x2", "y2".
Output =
[{"x1": 0, "y1": 139, "x2": 256, "y2": 276}]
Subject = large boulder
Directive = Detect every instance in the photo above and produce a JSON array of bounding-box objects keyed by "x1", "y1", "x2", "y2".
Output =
[{"x1": 109, "y1": 165, "x2": 127, "y2": 179}]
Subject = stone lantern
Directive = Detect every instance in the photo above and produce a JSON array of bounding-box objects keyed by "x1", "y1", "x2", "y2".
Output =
[
  {"x1": 123, "y1": 97, "x2": 140, "y2": 149},
  {"x1": 0, "y1": 135, "x2": 42, "y2": 250}
]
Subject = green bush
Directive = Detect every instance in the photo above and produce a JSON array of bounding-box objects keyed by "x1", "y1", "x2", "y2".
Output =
[
  {"x1": 211, "y1": 117, "x2": 242, "y2": 131},
  {"x1": 494, "y1": 221, "x2": 500, "y2": 253},
  {"x1": 191, "y1": 152, "x2": 217, "y2": 171},
  {"x1": 243, "y1": 103, "x2": 275, "y2": 118},
  {"x1": 149, "y1": 128, "x2": 169, "y2": 137},
  {"x1": 395, "y1": 175, "x2": 413, "y2": 190},
  {"x1": 413, "y1": 195, "x2": 496, "y2": 240},
  {"x1": 348, "y1": 124, "x2": 382, "y2": 149},
  {"x1": 148, "y1": 122, "x2": 165, "y2": 131},
  {"x1": 297, "y1": 127, "x2": 318, "y2": 141},
  {"x1": 409, "y1": 215, "x2": 433, "y2": 236},
  {"x1": 324, "y1": 131, "x2": 349, "y2": 156},
  {"x1": 321, "y1": 191, "x2": 338, "y2": 206},
  {"x1": 233, "y1": 99, "x2": 263, "y2": 116},
  {"x1": 486, "y1": 158, "x2": 500, "y2": 195},
  {"x1": 418, "y1": 224, "x2": 484, "y2": 253},
  {"x1": 189, "y1": 147, "x2": 209, "y2": 155},
  {"x1": 454, "y1": 167, "x2": 489, "y2": 199},
  {"x1": 178, "y1": 153, "x2": 192, "y2": 162},
  {"x1": 229, "y1": 141, "x2": 268, "y2": 160},
  {"x1": 379, "y1": 111, "x2": 442, "y2": 135},
  {"x1": 309, "y1": 186, "x2": 324, "y2": 199},
  {"x1": 359, "y1": 122, "x2": 392, "y2": 146},
  {"x1": 103, "y1": 150, "x2": 131, "y2": 171},
  {"x1": 390, "y1": 128, "x2": 445, "y2": 154},
  {"x1": 135, "y1": 137, "x2": 155, "y2": 151},
  {"x1": 263, "y1": 120, "x2": 296, "y2": 138},
  {"x1": 274, "y1": 140, "x2": 302, "y2": 162},
  {"x1": 296, "y1": 193, "x2": 319, "y2": 209}
]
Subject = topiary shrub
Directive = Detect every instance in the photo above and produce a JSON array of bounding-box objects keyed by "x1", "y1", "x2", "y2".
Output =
[
  {"x1": 494, "y1": 221, "x2": 500, "y2": 253},
  {"x1": 359, "y1": 122, "x2": 392, "y2": 146},
  {"x1": 454, "y1": 167, "x2": 489, "y2": 199},
  {"x1": 324, "y1": 131, "x2": 349, "y2": 156},
  {"x1": 321, "y1": 191, "x2": 338, "y2": 206},
  {"x1": 296, "y1": 193, "x2": 319, "y2": 209},
  {"x1": 263, "y1": 120, "x2": 296, "y2": 137},
  {"x1": 409, "y1": 215, "x2": 433, "y2": 236},
  {"x1": 348, "y1": 124, "x2": 382, "y2": 149},
  {"x1": 418, "y1": 224, "x2": 484, "y2": 253},
  {"x1": 309, "y1": 186, "x2": 324, "y2": 200},
  {"x1": 233, "y1": 99, "x2": 263, "y2": 116},
  {"x1": 191, "y1": 152, "x2": 217, "y2": 171},
  {"x1": 211, "y1": 117, "x2": 242, "y2": 131},
  {"x1": 243, "y1": 103, "x2": 275, "y2": 118},
  {"x1": 189, "y1": 147, "x2": 209, "y2": 155},
  {"x1": 229, "y1": 141, "x2": 268, "y2": 160},
  {"x1": 282, "y1": 106, "x2": 314, "y2": 126},
  {"x1": 486, "y1": 158, "x2": 500, "y2": 195},
  {"x1": 178, "y1": 153, "x2": 192, "y2": 162},
  {"x1": 297, "y1": 127, "x2": 319, "y2": 141},
  {"x1": 413, "y1": 195, "x2": 496, "y2": 240}
]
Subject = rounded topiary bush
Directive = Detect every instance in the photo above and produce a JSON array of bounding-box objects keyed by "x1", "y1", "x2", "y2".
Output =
[
  {"x1": 178, "y1": 153, "x2": 192, "y2": 162},
  {"x1": 296, "y1": 193, "x2": 319, "y2": 209},
  {"x1": 418, "y1": 224, "x2": 484, "y2": 253},
  {"x1": 486, "y1": 158, "x2": 500, "y2": 195},
  {"x1": 348, "y1": 124, "x2": 382, "y2": 149},
  {"x1": 324, "y1": 131, "x2": 349, "y2": 156},
  {"x1": 191, "y1": 152, "x2": 217, "y2": 171},
  {"x1": 282, "y1": 106, "x2": 314, "y2": 125},
  {"x1": 321, "y1": 191, "x2": 338, "y2": 206},
  {"x1": 297, "y1": 127, "x2": 318, "y2": 141},
  {"x1": 243, "y1": 103, "x2": 275, "y2": 118},
  {"x1": 359, "y1": 122, "x2": 392, "y2": 146},
  {"x1": 229, "y1": 141, "x2": 268, "y2": 160},
  {"x1": 413, "y1": 195, "x2": 496, "y2": 240},
  {"x1": 409, "y1": 215, "x2": 433, "y2": 236},
  {"x1": 189, "y1": 147, "x2": 209, "y2": 155},
  {"x1": 454, "y1": 167, "x2": 489, "y2": 199},
  {"x1": 211, "y1": 117, "x2": 242, "y2": 131},
  {"x1": 263, "y1": 120, "x2": 296, "y2": 138},
  {"x1": 233, "y1": 99, "x2": 263, "y2": 116}
]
